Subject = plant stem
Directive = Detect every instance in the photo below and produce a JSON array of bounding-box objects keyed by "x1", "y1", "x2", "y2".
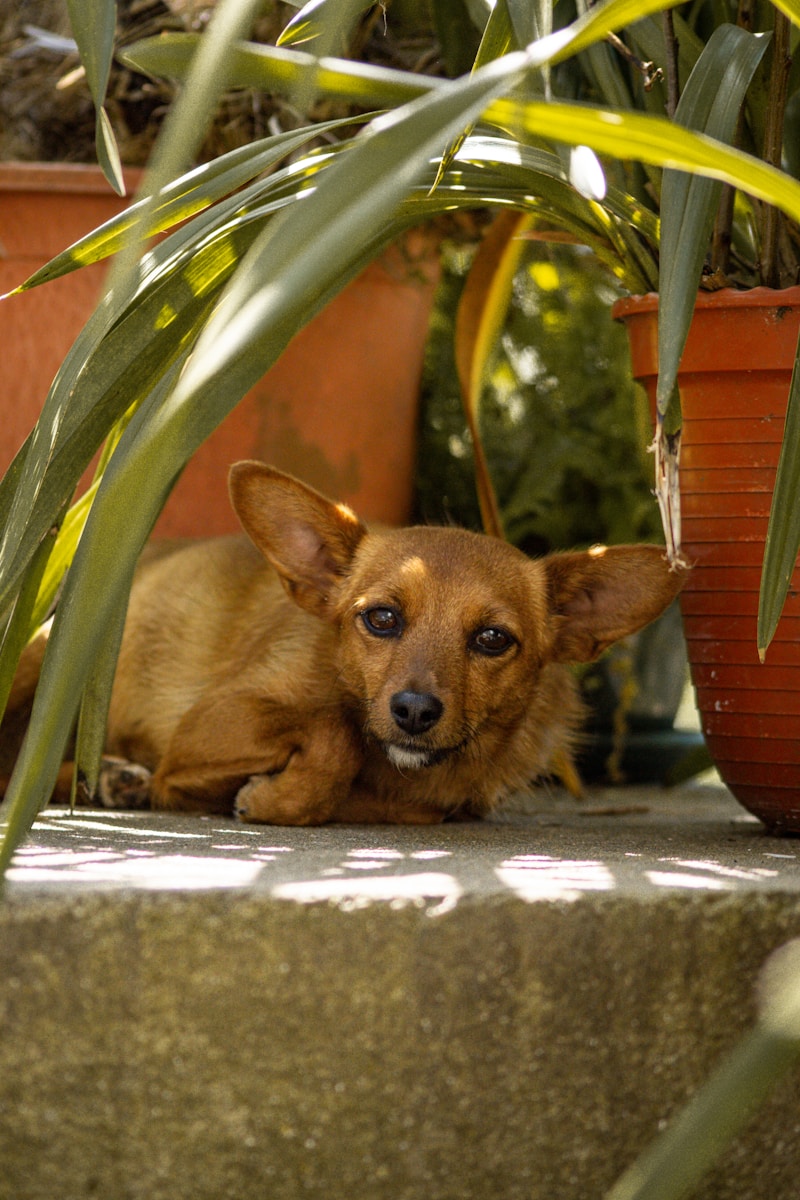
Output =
[
  {"x1": 710, "y1": 185, "x2": 734, "y2": 277},
  {"x1": 761, "y1": 11, "x2": 792, "y2": 287},
  {"x1": 661, "y1": 9, "x2": 680, "y2": 118}
]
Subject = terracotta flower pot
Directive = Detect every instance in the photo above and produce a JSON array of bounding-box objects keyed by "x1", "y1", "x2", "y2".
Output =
[
  {"x1": 614, "y1": 287, "x2": 800, "y2": 832},
  {"x1": 0, "y1": 162, "x2": 142, "y2": 486},
  {"x1": 0, "y1": 162, "x2": 440, "y2": 534}
]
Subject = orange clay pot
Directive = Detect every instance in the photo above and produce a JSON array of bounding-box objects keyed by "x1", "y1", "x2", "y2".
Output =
[
  {"x1": 614, "y1": 287, "x2": 800, "y2": 833},
  {"x1": 0, "y1": 162, "x2": 440, "y2": 534}
]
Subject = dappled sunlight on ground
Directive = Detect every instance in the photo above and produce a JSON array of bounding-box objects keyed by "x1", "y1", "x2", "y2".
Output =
[{"x1": 4, "y1": 786, "x2": 799, "y2": 907}]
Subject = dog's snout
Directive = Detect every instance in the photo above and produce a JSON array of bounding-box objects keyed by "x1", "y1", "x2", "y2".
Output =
[{"x1": 390, "y1": 690, "x2": 443, "y2": 736}]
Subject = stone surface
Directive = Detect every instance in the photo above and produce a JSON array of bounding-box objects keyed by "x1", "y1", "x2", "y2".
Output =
[{"x1": 3, "y1": 783, "x2": 800, "y2": 1200}]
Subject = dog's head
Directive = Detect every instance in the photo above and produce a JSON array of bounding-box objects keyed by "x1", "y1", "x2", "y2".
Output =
[{"x1": 230, "y1": 462, "x2": 686, "y2": 771}]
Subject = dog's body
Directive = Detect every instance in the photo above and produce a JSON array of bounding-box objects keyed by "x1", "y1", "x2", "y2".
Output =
[{"x1": 2, "y1": 464, "x2": 686, "y2": 824}]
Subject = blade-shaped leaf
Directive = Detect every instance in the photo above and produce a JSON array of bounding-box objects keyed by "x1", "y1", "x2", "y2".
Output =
[
  {"x1": 0, "y1": 528, "x2": 57, "y2": 725},
  {"x1": 73, "y1": 586, "x2": 131, "y2": 801},
  {"x1": 277, "y1": 0, "x2": 371, "y2": 48},
  {"x1": 5, "y1": 121, "x2": 357, "y2": 293},
  {"x1": 0, "y1": 386, "x2": 176, "y2": 873},
  {"x1": 759, "y1": 341, "x2": 800, "y2": 654},
  {"x1": 432, "y1": 0, "x2": 520, "y2": 189},
  {"x1": 66, "y1": 0, "x2": 124, "y2": 193},
  {"x1": 484, "y1": 97, "x2": 800, "y2": 228},
  {"x1": 275, "y1": 0, "x2": 371, "y2": 110},
  {"x1": 656, "y1": 24, "x2": 771, "y2": 425},
  {"x1": 171, "y1": 52, "x2": 534, "y2": 411},
  {"x1": 95, "y1": 106, "x2": 125, "y2": 197},
  {"x1": 120, "y1": 32, "x2": 442, "y2": 107},
  {"x1": 455, "y1": 210, "x2": 531, "y2": 537},
  {"x1": 105, "y1": 0, "x2": 268, "y2": 302}
]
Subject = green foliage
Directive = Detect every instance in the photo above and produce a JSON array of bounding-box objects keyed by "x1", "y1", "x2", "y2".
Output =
[{"x1": 417, "y1": 242, "x2": 661, "y2": 552}]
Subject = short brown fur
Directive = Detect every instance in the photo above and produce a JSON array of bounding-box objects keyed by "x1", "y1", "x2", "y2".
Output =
[{"x1": 1, "y1": 464, "x2": 687, "y2": 824}]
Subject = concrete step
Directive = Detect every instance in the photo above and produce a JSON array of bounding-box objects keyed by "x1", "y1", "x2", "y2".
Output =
[{"x1": 2, "y1": 783, "x2": 800, "y2": 1200}]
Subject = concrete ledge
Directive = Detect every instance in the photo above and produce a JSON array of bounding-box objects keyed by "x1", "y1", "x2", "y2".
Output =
[{"x1": 3, "y1": 784, "x2": 800, "y2": 1200}]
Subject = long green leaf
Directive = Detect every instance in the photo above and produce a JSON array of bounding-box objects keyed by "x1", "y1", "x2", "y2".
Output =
[
  {"x1": 170, "y1": 55, "x2": 534, "y2": 411},
  {"x1": 0, "y1": 387, "x2": 174, "y2": 873},
  {"x1": 657, "y1": 25, "x2": 770, "y2": 426},
  {"x1": 433, "y1": 0, "x2": 517, "y2": 188},
  {"x1": 120, "y1": 0, "x2": 691, "y2": 115},
  {"x1": 277, "y1": 0, "x2": 372, "y2": 47},
  {"x1": 759, "y1": 342, "x2": 800, "y2": 654},
  {"x1": 119, "y1": 32, "x2": 442, "y2": 106},
  {"x1": 606, "y1": 1029, "x2": 800, "y2": 1200},
  {"x1": 0, "y1": 0, "x2": 296, "y2": 618},
  {"x1": 0, "y1": 528, "x2": 57, "y2": 725},
  {"x1": 73, "y1": 584, "x2": 132, "y2": 802},
  {"x1": 275, "y1": 0, "x2": 370, "y2": 110},
  {"x1": 66, "y1": 0, "x2": 124, "y2": 194},
  {"x1": 103, "y1": 0, "x2": 268, "y2": 314},
  {"x1": 486, "y1": 97, "x2": 800, "y2": 226},
  {"x1": 125, "y1": 24, "x2": 800, "y2": 230},
  {"x1": 4, "y1": 121, "x2": 357, "y2": 293}
]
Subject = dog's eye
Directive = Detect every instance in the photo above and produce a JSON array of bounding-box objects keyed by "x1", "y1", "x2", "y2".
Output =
[
  {"x1": 362, "y1": 607, "x2": 403, "y2": 637},
  {"x1": 471, "y1": 627, "x2": 516, "y2": 656}
]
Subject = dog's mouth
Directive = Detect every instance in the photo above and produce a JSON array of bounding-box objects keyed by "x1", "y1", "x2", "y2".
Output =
[{"x1": 383, "y1": 741, "x2": 464, "y2": 770}]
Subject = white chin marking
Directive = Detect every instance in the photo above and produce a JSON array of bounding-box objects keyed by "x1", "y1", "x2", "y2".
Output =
[{"x1": 386, "y1": 745, "x2": 431, "y2": 770}]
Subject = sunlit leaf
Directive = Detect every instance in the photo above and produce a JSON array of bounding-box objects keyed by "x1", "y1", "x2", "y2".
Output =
[
  {"x1": 455, "y1": 210, "x2": 530, "y2": 537},
  {"x1": 432, "y1": 0, "x2": 516, "y2": 187},
  {"x1": 5, "y1": 122, "x2": 356, "y2": 292},
  {"x1": 771, "y1": 0, "x2": 800, "y2": 29},
  {"x1": 277, "y1": 0, "x2": 371, "y2": 48},
  {"x1": 120, "y1": 32, "x2": 440, "y2": 107},
  {"x1": 485, "y1": 97, "x2": 800, "y2": 228},
  {"x1": 95, "y1": 106, "x2": 125, "y2": 197}
]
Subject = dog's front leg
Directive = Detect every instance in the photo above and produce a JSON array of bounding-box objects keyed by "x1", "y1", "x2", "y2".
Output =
[
  {"x1": 152, "y1": 689, "x2": 363, "y2": 823},
  {"x1": 232, "y1": 711, "x2": 364, "y2": 825}
]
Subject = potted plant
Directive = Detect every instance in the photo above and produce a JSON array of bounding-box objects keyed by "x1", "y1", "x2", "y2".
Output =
[
  {"x1": 552, "y1": 1, "x2": 800, "y2": 829},
  {"x1": 3, "y1": 0, "x2": 800, "y2": 869}
]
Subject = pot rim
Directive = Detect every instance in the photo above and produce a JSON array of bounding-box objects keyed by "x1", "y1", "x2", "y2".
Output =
[
  {"x1": 0, "y1": 160, "x2": 143, "y2": 197},
  {"x1": 613, "y1": 285, "x2": 800, "y2": 320}
]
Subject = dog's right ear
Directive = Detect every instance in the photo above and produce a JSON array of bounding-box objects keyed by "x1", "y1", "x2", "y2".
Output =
[{"x1": 229, "y1": 462, "x2": 367, "y2": 618}]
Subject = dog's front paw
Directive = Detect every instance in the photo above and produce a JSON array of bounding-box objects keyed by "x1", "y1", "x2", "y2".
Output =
[
  {"x1": 95, "y1": 757, "x2": 152, "y2": 809},
  {"x1": 234, "y1": 773, "x2": 333, "y2": 826}
]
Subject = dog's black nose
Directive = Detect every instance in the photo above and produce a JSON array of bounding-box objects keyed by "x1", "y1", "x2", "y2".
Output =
[{"x1": 390, "y1": 690, "x2": 443, "y2": 735}]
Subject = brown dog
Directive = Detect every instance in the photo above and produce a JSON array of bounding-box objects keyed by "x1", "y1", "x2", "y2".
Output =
[{"x1": 3, "y1": 463, "x2": 685, "y2": 824}]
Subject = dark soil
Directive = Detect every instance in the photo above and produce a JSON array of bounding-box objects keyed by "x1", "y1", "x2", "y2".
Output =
[{"x1": 0, "y1": 0, "x2": 447, "y2": 166}]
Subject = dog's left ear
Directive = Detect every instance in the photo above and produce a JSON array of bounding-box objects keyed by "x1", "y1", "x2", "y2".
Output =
[
  {"x1": 229, "y1": 462, "x2": 367, "y2": 618},
  {"x1": 544, "y1": 545, "x2": 688, "y2": 663}
]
